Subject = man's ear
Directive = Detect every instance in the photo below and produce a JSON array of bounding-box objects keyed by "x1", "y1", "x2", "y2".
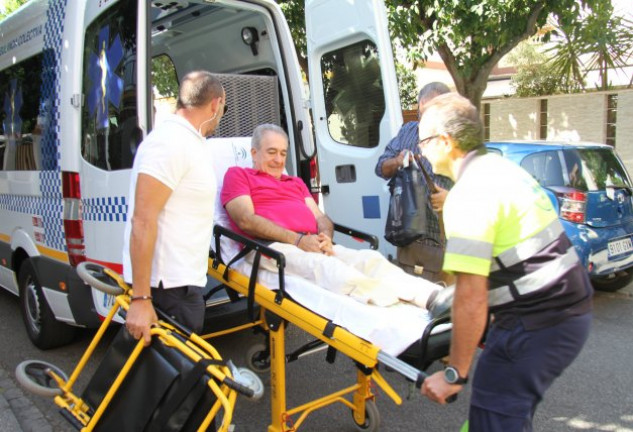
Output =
[{"x1": 211, "y1": 96, "x2": 222, "y2": 116}]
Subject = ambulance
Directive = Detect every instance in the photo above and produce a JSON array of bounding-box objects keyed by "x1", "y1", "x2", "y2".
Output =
[{"x1": 0, "y1": 0, "x2": 402, "y2": 348}]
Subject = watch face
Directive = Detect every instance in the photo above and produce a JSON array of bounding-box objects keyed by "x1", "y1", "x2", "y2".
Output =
[{"x1": 445, "y1": 367, "x2": 458, "y2": 383}]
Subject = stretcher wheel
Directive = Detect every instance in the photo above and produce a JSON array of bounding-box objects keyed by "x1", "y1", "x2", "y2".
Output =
[
  {"x1": 76, "y1": 262, "x2": 124, "y2": 296},
  {"x1": 15, "y1": 360, "x2": 68, "y2": 398},
  {"x1": 245, "y1": 343, "x2": 270, "y2": 373},
  {"x1": 352, "y1": 400, "x2": 380, "y2": 432}
]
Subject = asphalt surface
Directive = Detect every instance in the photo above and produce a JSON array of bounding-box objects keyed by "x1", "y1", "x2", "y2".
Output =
[{"x1": 0, "y1": 283, "x2": 633, "y2": 432}]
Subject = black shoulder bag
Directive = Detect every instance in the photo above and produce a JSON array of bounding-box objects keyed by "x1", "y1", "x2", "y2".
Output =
[{"x1": 384, "y1": 161, "x2": 429, "y2": 247}]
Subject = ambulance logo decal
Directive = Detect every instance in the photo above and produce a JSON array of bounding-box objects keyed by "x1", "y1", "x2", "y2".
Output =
[
  {"x1": 87, "y1": 25, "x2": 124, "y2": 130},
  {"x1": 3, "y1": 79, "x2": 23, "y2": 137}
]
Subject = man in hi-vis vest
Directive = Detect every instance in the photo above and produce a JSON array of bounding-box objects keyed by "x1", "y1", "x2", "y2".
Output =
[{"x1": 419, "y1": 93, "x2": 592, "y2": 432}]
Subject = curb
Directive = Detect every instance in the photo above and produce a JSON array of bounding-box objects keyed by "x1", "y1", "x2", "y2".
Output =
[{"x1": 0, "y1": 365, "x2": 53, "y2": 432}]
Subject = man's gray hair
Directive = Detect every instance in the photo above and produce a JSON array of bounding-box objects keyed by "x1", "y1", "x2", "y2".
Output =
[
  {"x1": 417, "y1": 82, "x2": 451, "y2": 105},
  {"x1": 251, "y1": 124, "x2": 288, "y2": 150},
  {"x1": 176, "y1": 71, "x2": 224, "y2": 110},
  {"x1": 422, "y1": 93, "x2": 483, "y2": 152}
]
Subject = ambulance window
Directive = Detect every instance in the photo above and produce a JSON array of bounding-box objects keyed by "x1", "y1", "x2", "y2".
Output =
[
  {"x1": 151, "y1": 55, "x2": 179, "y2": 123},
  {"x1": 0, "y1": 54, "x2": 44, "y2": 171},
  {"x1": 320, "y1": 40, "x2": 385, "y2": 148},
  {"x1": 81, "y1": 1, "x2": 140, "y2": 171}
]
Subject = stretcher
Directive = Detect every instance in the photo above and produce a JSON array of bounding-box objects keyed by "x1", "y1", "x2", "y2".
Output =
[
  {"x1": 15, "y1": 262, "x2": 262, "y2": 432},
  {"x1": 207, "y1": 224, "x2": 453, "y2": 432}
]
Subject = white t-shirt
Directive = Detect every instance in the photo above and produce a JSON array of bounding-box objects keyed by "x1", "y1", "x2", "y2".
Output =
[{"x1": 123, "y1": 114, "x2": 216, "y2": 288}]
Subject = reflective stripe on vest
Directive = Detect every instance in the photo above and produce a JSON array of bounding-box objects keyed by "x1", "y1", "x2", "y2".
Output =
[
  {"x1": 490, "y1": 219, "x2": 564, "y2": 272},
  {"x1": 445, "y1": 237, "x2": 493, "y2": 260},
  {"x1": 488, "y1": 245, "x2": 580, "y2": 307}
]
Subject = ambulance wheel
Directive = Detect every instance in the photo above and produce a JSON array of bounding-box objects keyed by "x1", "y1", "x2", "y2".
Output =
[
  {"x1": 352, "y1": 400, "x2": 380, "y2": 432},
  {"x1": 245, "y1": 343, "x2": 270, "y2": 373},
  {"x1": 15, "y1": 360, "x2": 67, "y2": 398},
  {"x1": 19, "y1": 260, "x2": 76, "y2": 350},
  {"x1": 76, "y1": 262, "x2": 124, "y2": 296}
]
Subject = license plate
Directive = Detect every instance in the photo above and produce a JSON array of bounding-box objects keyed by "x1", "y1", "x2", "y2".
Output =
[{"x1": 608, "y1": 237, "x2": 633, "y2": 258}]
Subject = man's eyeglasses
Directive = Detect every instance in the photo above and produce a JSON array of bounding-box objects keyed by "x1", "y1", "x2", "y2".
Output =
[
  {"x1": 223, "y1": 104, "x2": 228, "y2": 115},
  {"x1": 418, "y1": 135, "x2": 438, "y2": 147}
]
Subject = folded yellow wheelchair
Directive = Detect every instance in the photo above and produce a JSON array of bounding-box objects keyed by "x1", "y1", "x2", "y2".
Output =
[{"x1": 15, "y1": 262, "x2": 262, "y2": 432}]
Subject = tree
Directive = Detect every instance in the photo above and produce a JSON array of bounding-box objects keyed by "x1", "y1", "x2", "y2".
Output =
[
  {"x1": 277, "y1": 0, "x2": 602, "y2": 110},
  {"x1": 547, "y1": 3, "x2": 633, "y2": 92},
  {"x1": 396, "y1": 62, "x2": 418, "y2": 109},
  {"x1": 0, "y1": 0, "x2": 29, "y2": 20},
  {"x1": 508, "y1": 39, "x2": 562, "y2": 97},
  {"x1": 385, "y1": 0, "x2": 607, "y2": 109}
]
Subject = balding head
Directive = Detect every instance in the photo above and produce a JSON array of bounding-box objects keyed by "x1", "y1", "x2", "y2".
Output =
[{"x1": 176, "y1": 71, "x2": 224, "y2": 110}]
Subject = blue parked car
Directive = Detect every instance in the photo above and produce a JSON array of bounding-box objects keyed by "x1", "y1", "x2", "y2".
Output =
[{"x1": 486, "y1": 141, "x2": 633, "y2": 291}]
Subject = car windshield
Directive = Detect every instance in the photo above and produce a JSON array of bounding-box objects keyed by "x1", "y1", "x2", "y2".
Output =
[{"x1": 520, "y1": 147, "x2": 631, "y2": 192}]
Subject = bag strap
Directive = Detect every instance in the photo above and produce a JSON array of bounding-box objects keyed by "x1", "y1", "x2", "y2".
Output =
[{"x1": 414, "y1": 154, "x2": 438, "y2": 194}]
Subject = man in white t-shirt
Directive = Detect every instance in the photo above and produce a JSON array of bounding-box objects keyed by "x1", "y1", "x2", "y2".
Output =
[{"x1": 123, "y1": 70, "x2": 226, "y2": 345}]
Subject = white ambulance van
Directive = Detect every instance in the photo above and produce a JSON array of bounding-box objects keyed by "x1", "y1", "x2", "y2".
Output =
[{"x1": 0, "y1": 0, "x2": 402, "y2": 348}]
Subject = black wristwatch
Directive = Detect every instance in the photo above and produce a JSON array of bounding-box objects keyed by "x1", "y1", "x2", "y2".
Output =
[{"x1": 444, "y1": 366, "x2": 468, "y2": 385}]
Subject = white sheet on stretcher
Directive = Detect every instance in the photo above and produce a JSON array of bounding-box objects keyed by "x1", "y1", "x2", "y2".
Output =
[{"x1": 229, "y1": 257, "x2": 435, "y2": 356}]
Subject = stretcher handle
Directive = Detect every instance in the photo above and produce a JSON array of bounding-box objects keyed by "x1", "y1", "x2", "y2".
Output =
[
  {"x1": 222, "y1": 376, "x2": 255, "y2": 398},
  {"x1": 333, "y1": 223, "x2": 379, "y2": 250},
  {"x1": 376, "y1": 351, "x2": 458, "y2": 403},
  {"x1": 213, "y1": 225, "x2": 286, "y2": 268},
  {"x1": 212, "y1": 224, "x2": 287, "y2": 297}
]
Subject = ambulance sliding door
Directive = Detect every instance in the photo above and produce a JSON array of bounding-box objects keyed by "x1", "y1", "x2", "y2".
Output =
[{"x1": 306, "y1": 0, "x2": 402, "y2": 255}]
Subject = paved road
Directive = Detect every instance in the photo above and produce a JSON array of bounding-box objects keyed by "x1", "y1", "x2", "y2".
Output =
[{"x1": 0, "y1": 285, "x2": 632, "y2": 431}]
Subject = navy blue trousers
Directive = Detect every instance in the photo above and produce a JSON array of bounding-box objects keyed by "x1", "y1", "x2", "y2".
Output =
[{"x1": 469, "y1": 312, "x2": 591, "y2": 432}]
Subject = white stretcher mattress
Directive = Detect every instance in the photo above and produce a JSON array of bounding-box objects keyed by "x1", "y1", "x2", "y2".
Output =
[{"x1": 229, "y1": 256, "x2": 434, "y2": 356}]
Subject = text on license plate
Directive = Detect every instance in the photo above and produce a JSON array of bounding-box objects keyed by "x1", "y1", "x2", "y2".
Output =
[{"x1": 608, "y1": 237, "x2": 633, "y2": 257}]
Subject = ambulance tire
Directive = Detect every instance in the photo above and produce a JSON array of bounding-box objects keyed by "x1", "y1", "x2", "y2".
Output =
[
  {"x1": 15, "y1": 360, "x2": 67, "y2": 398},
  {"x1": 352, "y1": 400, "x2": 380, "y2": 432},
  {"x1": 19, "y1": 260, "x2": 76, "y2": 350}
]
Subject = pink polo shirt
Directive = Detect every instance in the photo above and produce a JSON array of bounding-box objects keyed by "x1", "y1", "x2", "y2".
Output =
[{"x1": 221, "y1": 167, "x2": 318, "y2": 238}]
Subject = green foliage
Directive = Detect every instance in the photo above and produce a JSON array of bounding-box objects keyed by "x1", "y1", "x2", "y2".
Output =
[
  {"x1": 547, "y1": 1, "x2": 633, "y2": 92},
  {"x1": 384, "y1": 0, "x2": 598, "y2": 107},
  {"x1": 0, "y1": 0, "x2": 29, "y2": 20},
  {"x1": 151, "y1": 55, "x2": 179, "y2": 99},
  {"x1": 395, "y1": 63, "x2": 418, "y2": 109},
  {"x1": 508, "y1": 39, "x2": 565, "y2": 97}
]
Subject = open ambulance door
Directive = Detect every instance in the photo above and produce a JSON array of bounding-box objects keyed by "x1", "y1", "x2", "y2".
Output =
[{"x1": 306, "y1": 0, "x2": 402, "y2": 256}]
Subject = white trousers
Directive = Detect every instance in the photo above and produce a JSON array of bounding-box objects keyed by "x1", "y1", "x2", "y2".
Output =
[{"x1": 247, "y1": 243, "x2": 439, "y2": 308}]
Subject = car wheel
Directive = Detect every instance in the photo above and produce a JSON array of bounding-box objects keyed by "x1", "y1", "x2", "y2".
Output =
[
  {"x1": 19, "y1": 260, "x2": 76, "y2": 349},
  {"x1": 592, "y1": 270, "x2": 633, "y2": 293}
]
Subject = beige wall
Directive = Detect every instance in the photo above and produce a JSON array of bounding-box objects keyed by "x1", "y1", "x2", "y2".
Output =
[
  {"x1": 485, "y1": 89, "x2": 633, "y2": 171},
  {"x1": 490, "y1": 98, "x2": 539, "y2": 141},
  {"x1": 617, "y1": 92, "x2": 633, "y2": 169}
]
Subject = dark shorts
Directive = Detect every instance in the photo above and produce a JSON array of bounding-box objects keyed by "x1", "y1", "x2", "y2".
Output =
[
  {"x1": 469, "y1": 312, "x2": 592, "y2": 432},
  {"x1": 151, "y1": 285, "x2": 205, "y2": 334}
]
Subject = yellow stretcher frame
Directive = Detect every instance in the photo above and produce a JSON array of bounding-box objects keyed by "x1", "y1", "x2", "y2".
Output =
[
  {"x1": 206, "y1": 224, "x2": 430, "y2": 432},
  {"x1": 19, "y1": 264, "x2": 249, "y2": 432}
]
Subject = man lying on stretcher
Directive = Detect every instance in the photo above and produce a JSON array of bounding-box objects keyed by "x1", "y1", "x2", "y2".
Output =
[{"x1": 221, "y1": 124, "x2": 442, "y2": 310}]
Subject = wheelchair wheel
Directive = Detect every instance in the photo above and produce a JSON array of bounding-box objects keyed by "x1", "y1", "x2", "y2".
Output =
[
  {"x1": 352, "y1": 400, "x2": 380, "y2": 432},
  {"x1": 76, "y1": 262, "x2": 124, "y2": 296},
  {"x1": 234, "y1": 367, "x2": 264, "y2": 401},
  {"x1": 15, "y1": 360, "x2": 68, "y2": 398},
  {"x1": 245, "y1": 343, "x2": 270, "y2": 373}
]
